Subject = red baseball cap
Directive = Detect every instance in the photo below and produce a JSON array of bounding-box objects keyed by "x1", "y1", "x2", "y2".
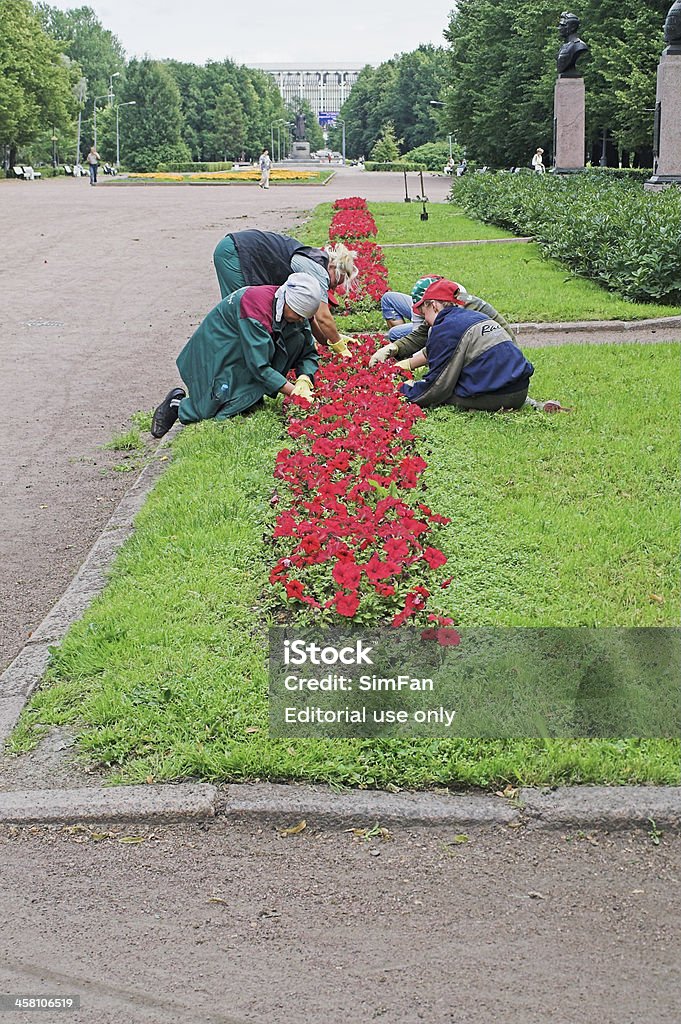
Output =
[{"x1": 413, "y1": 279, "x2": 463, "y2": 310}]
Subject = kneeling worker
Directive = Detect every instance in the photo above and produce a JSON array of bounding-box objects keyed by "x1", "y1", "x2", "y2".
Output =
[
  {"x1": 399, "y1": 279, "x2": 534, "y2": 411},
  {"x1": 151, "y1": 274, "x2": 322, "y2": 437}
]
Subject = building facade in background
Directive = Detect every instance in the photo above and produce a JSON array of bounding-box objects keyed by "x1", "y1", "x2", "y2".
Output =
[{"x1": 249, "y1": 63, "x2": 366, "y2": 121}]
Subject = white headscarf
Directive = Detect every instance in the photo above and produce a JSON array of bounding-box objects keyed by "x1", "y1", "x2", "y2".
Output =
[{"x1": 275, "y1": 273, "x2": 323, "y2": 321}]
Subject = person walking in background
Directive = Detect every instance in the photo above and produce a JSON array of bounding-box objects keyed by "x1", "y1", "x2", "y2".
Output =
[
  {"x1": 531, "y1": 147, "x2": 545, "y2": 173},
  {"x1": 258, "y1": 148, "x2": 271, "y2": 189},
  {"x1": 87, "y1": 144, "x2": 100, "y2": 185}
]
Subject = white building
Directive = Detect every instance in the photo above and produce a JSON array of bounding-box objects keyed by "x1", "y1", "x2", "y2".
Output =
[{"x1": 249, "y1": 63, "x2": 367, "y2": 119}]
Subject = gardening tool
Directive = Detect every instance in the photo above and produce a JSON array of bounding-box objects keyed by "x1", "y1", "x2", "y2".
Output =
[
  {"x1": 403, "y1": 168, "x2": 411, "y2": 202},
  {"x1": 524, "y1": 397, "x2": 572, "y2": 413}
]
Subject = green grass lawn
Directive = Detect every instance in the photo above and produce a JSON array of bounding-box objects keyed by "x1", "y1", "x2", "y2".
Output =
[
  {"x1": 299, "y1": 202, "x2": 679, "y2": 324},
  {"x1": 9, "y1": 344, "x2": 679, "y2": 788}
]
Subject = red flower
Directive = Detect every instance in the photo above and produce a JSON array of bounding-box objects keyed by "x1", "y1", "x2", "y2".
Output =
[
  {"x1": 332, "y1": 558, "x2": 362, "y2": 590},
  {"x1": 423, "y1": 547, "x2": 447, "y2": 569},
  {"x1": 334, "y1": 591, "x2": 360, "y2": 617}
]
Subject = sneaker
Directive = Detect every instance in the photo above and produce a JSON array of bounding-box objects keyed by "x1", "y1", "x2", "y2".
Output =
[{"x1": 151, "y1": 387, "x2": 186, "y2": 438}]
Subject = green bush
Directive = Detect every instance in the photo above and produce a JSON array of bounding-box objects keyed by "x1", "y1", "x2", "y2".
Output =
[
  {"x1": 365, "y1": 161, "x2": 427, "y2": 172},
  {"x1": 402, "y1": 142, "x2": 458, "y2": 169},
  {"x1": 156, "y1": 160, "x2": 234, "y2": 172},
  {"x1": 451, "y1": 173, "x2": 681, "y2": 304}
]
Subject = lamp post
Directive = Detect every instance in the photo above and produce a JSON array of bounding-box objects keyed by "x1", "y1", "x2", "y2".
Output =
[
  {"x1": 115, "y1": 101, "x2": 136, "y2": 167},
  {"x1": 272, "y1": 118, "x2": 286, "y2": 162},
  {"x1": 93, "y1": 94, "x2": 109, "y2": 149},
  {"x1": 335, "y1": 117, "x2": 346, "y2": 165},
  {"x1": 109, "y1": 71, "x2": 120, "y2": 106},
  {"x1": 74, "y1": 77, "x2": 87, "y2": 164},
  {"x1": 447, "y1": 133, "x2": 453, "y2": 160}
]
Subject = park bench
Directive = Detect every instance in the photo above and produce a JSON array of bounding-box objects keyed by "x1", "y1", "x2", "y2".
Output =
[{"x1": 13, "y1": 165, "x2": 41, "y2": 179}]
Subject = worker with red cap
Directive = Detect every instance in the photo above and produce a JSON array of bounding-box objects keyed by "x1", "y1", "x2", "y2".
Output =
[
  {"x1": 398, "y1": 279, "x2": 534, "y2": 411},
  {"x1": 371, "y1": 275, "x2": 515, "y2": 367}
]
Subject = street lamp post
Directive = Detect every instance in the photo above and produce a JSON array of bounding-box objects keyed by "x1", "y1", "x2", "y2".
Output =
[
  {"x1": 272, "y1": 119, "x2": 286, "y2": 162},
  {"x1": 115, "y1": 101, "x2": 136, "y2": 167},
  {"x1": 447, "y1": 133, "x2": 453, "y2": 160},
  {"x1": 109, "y1": 71, "x2": 120, "y2": 106},
  {"x1": 93, "y1": 94, "x2": 109, "y2": 149},
  {"x1": 335, "y1": 118, "x2": 346, "y2": 165}
]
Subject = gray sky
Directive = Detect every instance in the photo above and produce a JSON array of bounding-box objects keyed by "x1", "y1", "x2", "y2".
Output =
[{"x1": 47, "y1": 0, "x2": 454, "y2": 65}]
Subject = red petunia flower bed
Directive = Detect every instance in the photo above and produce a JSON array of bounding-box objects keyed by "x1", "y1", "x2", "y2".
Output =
[
  {"x1": 269, "y1": 196, "x2": 456, "y2": 635},
  {"x1": 330, "y1": 198, "x2": 389, "y2": 311},
  {"x1": 273, "y1": 338, "x2": 454, "y2": 629}
]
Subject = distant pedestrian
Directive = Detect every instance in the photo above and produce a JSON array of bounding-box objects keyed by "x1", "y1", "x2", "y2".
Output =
[
  {"x1": 456, "y1": 158, "x2": 467, "y2": 177},
  {"x1": 531, "y1": 147, "x2": 545, "y2": 173},
  {"x1": 259, "y1": 148, "x2": 271, "y2": 189},
  {"x1": 87, "y1": 144, "x2": 100, "y2": 185}
]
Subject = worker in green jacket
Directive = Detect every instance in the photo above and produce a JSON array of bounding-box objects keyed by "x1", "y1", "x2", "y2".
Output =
[
  {"x1": 370, "y1": 276, "x2": 516, "y2": 367},
  {"x1": 151, "y1": 274, "x2": 322, "y2": 437}
]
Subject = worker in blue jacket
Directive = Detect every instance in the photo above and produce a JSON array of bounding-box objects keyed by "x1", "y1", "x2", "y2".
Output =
[
  {"x1": 151, "y1": 274, "x2": 321, "y2": 437},
  {"x1": 398, "y1": 279, "x2": 534, "y2": 411}
]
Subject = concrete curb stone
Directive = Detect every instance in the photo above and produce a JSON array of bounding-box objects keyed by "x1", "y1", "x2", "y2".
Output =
[
  {"x1": 0, "y1": 781, "x2": 680, "y2": 831},
  {"x1": 0, "y1": 784, "x2": 218, "y2": 825}
]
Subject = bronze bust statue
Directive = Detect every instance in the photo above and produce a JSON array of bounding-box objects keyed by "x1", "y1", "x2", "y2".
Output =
[
  {"x1": 557, "y1": 11, "x2": 589, "y2": 76},
  {"x1": 664, "y1": 0, "x2": 681, "y2": 52}
]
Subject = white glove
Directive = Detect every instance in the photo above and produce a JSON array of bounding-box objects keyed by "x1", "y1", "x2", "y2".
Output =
[
  {"x1": 290, "y1": 374, "x2": 314, "y2": 404},
  {"x1": 369, "y1": 343, "x2": 397, "y2": 367}
]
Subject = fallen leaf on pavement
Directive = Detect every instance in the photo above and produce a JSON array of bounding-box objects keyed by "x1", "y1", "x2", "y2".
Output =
[{"x1": 280, "y1": 820, "x2": 307, "y2": 836}]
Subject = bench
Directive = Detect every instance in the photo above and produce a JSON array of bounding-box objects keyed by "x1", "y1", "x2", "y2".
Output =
[{"x1": 13, "y1": 165, "x2": 42, "y2": 180}]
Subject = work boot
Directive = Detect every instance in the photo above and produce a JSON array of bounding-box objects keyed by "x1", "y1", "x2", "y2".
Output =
[{"x1": 151, "y1": 388, "x2": 186, "y2": 438}]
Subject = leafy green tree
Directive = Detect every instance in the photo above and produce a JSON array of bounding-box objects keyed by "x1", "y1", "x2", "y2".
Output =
[
  {"x1": 37, "y1": 3, "x2": 126, "y2": 158},
  {"x1": 371, "y1": 121, "x2": 401, "y2": 162},
  {"x1": 120, "y1": 59, "x2": 190, "y2": 171},
  {"x1": 443, "y1": 0, "x2": 668, "y2": 168},
  {"x1": 336, "y1": 47, "x2": 446, "y2": 159},
  {"x1": 211, "y1": 82, "x2": 245, "y2": 160},
  {"x1": 390, "y1": 46, "x2": 447, "y2": 151},
  {"x1": 0, "y1": 0, "x2": 75, "y2": 166}
]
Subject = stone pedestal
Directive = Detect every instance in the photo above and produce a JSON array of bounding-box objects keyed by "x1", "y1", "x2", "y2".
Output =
[
  {"x1": 291, "y1": 142, "x2": 311, "y2": 161},
  {"x1": 646, "y1": 50, "x2": 681, "y2": 190},
  {"x1": 553, "y1": 76, "x2": 585, "y2": 172}
]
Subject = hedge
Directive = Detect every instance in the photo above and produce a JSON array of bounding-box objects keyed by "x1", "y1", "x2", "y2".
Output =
[
  {"x1": 156, "y1": 161, "x2": 234, "y2": 172},
  {"x1": 364, "y1": 161, "x2": 427, "y2": 172},
  {"x1": 451, "y1": 173, "x2": 681, "y2": 304}
]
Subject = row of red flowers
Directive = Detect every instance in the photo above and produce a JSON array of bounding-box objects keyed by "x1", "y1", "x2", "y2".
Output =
[
  {"x1": 329, "y1": 208, "x2": 378, "y2": 241},
  {"x1": 331, "y1": 198, "x2": 389, "y2": 311},
  {"x1": 268, "y1": 197, "x2": 457, "y2": 637},
  {"x1": 272, "y1": 338, "x2": 455, "y2": 631}
]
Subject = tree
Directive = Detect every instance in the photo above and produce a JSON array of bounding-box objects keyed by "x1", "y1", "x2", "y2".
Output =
[
  {"x1": 120, "y1": 59, "x2": 190, "y2": 171},
  {"x1": 0, "y1": 0, "x2": 75, "y2": 166},
  {"x1": 443, "y1": 0, "x2": 668, "y2": 168},
  {"x1": 371, "y1": 121, "x2": 401, "y2": 162},
  {"x1": 211, "y1": 82, "x2": 245, "y2": 160},
  {"x1": 37, "y1": 3, "x2": 126, "y2": 159},
  {"x1": 336, "y1": 48, "x2": 446, "y2": 159}
]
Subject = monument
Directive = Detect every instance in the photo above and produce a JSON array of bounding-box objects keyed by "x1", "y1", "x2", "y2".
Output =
[
  {"x1": 291, "y1": 111, "x2": 311, "y2": 161},
  {"x1": 646, "y1": 1, "x2": 681, "y2": 189},
  {"x1": 553, "y1": 11, "x2": 589, "y2": 172}
]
